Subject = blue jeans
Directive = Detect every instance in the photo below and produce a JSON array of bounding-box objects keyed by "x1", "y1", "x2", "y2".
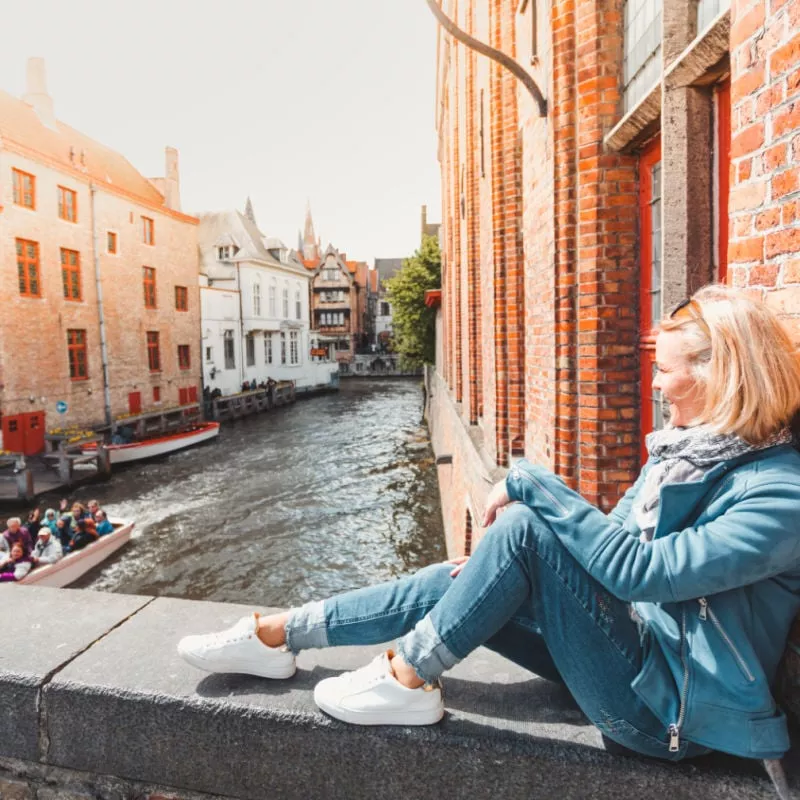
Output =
[{"x1": 285, "y1": 504, "x2": 709, "y2": 761}]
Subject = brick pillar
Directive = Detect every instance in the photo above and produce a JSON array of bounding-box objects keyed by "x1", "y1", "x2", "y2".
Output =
[
  {"x1": 552, "y1": 0, "x2": 579, "y2": 488},
  {"x1": 572, "y1": 0, "x2": 639, "y2": 508},
  {"x1": 488, "y1": 0, "x2": 524, "y2": 465},
  {"x1": 452, "y1": 13, "x2": 464, "y2": 404},
  {"x1": 465, "y1": 0, "x2": 483, "y2": 424}
]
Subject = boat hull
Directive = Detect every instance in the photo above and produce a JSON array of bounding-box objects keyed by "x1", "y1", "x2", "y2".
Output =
[
  {"x1": 88, "y1": 422, "x2": 220, "y2": 465},
  {"x1": 19, "y1": 518, "x2": 135, "y2": 588}
]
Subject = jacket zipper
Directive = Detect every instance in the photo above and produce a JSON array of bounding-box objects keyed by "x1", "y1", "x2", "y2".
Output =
[
  {"x1": 511, "y1": 466, "x2": 569, "y2": 516},
  {"x1": 669, "y1": 606, "x2": 689, "y2": 752},
  {"x1": 697, "y1": 598, "x2": 755, "y2": 682}
]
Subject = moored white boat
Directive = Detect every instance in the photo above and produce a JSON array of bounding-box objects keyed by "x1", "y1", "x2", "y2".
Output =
[
  {"x1": 19, "y1": 518, "x2": 135, "y2": 588},
  {"x1": 85, "y1": 422, "x2": 220, "y2": 465}
]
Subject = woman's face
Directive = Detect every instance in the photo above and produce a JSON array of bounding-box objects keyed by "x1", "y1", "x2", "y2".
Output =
[
  {"x1": 10, "y1": 544, "x2": 23, "y2": 559},
  {"x1": 652, "y1": 330, "x2": 706, "y2": 428}
]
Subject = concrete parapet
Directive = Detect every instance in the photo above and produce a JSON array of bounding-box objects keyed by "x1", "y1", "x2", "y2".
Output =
[{"x1": 0, "y1": 585, "x2": 793, "y2": 799}]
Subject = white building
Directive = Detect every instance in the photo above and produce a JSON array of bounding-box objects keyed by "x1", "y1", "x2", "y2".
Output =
[{"x1": 197, "y1": 202, "x2": 336, "y2": 397}]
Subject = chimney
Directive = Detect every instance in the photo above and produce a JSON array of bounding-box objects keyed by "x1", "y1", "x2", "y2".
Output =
[
  {"x1": 163, "y1": 146, "x2": 181, "y2": 211},
  {"x1": 23, "y1": 57, "x2": 57, "y2": 130}
]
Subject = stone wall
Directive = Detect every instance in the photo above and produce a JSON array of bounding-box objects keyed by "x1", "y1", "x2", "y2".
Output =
[{"x1": 3, "y1": 584, "x2": 786, "y2": 800}]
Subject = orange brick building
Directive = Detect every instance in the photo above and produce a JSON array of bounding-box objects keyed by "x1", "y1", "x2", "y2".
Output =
[
  {"x1": 429, "y1": 0, "x2": 800, "y2": 557},
  {"x1": 0, "y1": 59, "x2": 200, "y2": 454},
  {"x1": 301, "y1": 206, "x2": 371, "y2": 364}
]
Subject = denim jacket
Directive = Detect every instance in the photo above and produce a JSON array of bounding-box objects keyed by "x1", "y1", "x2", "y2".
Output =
[{"x1": 506, "y1": 444, "x2": 800, "y2": 760}]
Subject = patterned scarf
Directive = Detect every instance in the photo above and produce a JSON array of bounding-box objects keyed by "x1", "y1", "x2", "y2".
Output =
[{"x1": 634, "y1": 425, "x2": 793, "y2": 542}]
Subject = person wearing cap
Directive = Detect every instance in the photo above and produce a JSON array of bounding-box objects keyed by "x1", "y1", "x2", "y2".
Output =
[{"x1": 31, "y1": 527, "x2": 63, "y2": 567}]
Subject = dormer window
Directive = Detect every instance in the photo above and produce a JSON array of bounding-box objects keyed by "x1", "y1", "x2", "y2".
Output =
[
  {"x1": 280, "y1": 249, "x2": 288, "y2": 264},
  {"x1": 324, "y1": 267, "x2": 338, "y2": 282},
  {"x1": 217, "y1": 245, "x2": 239, "y2": 261}
]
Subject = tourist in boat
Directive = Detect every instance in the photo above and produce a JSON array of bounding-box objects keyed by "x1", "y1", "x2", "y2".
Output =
[
  {"x1": 55, "y1": 516, "x2": 73, "y2": 550},
  {"x1": 0, "y1": 542, "x2": 33, "y2": 582},
  {"x1": 87, "y1": 499, "x2": 101, "y2": 518},
  {"x1": 25, "y1": 508, "x2": 42, "y2": 540},
  {"x1": 69, "y1": 517, "x2": 98, "y2": 552},
  {"x1": 2, "y1": 517, "x2": 33, "y2": 557},
  {"x1": 42, "y1": 509, "x2": 59, "y2": 535},
  {"x1": 179, "y1": 286, "x2": 800, "y2": 786},
  {"x1": 31, "y1": 527, "x2": 63, "y2": 567},
  {"x1": 94, "y1": 510, "x2": 114, "y2": 536}
]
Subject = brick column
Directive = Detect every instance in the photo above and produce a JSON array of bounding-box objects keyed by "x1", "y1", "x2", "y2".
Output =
[{"x1": 572, "y1": 0, "x2": 639, "y2": 508}]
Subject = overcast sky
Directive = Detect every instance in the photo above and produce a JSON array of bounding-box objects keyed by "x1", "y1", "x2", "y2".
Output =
[{"x1": 1, "y1": 0, "x2": 441, "y2": 264}]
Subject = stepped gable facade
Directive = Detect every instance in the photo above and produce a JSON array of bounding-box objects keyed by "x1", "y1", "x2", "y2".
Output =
[{"x1": 197, "y1": 204, "x2": 313, "y2": 396}]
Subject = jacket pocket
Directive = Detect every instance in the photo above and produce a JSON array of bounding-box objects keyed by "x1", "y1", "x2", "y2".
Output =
[{"x1": 697, "y1": 598, "x2": 755, "y2": 683}]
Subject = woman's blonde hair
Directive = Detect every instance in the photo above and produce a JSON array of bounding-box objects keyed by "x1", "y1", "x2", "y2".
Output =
[{"x1": 660, "y1": 284, "x2": 800, "y2": 443}]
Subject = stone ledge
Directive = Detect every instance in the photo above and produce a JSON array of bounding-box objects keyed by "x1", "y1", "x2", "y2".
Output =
[{"x1": 2, "y1": 586, "x2": 796, "y2": 799}]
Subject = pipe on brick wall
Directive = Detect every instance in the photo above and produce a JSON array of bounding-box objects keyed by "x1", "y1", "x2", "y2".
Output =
[
  {"x1": 424, "y1": 0, "x2": 547, "y2": 117},
  {"x1": 90, "y1": 184, "x2": 113, "y2": 430}
]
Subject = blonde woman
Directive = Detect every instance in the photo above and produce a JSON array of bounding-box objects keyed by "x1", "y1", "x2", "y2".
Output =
[{"x1": 180, "y1": 286, "x2": 800, "y2": 788}]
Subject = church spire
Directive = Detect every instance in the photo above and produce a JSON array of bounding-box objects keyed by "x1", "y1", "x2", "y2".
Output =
[
  {"x1": 303, "y1": 201, "x2": 319, "y2": 262},
  {"x1": 244, "y1": 196, "x2": 256, "y2": 226}
]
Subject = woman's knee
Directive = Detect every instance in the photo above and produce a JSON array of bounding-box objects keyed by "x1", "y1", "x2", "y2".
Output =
[{"x1": 485, "y1": 503, "x2": 558, "y2": 554}]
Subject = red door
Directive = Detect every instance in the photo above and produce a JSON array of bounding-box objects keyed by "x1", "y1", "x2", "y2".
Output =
[
  {"x1": 128, "y1": 391, "x2": 142, "y2": 415},
  {"x1": 22, "y1": 411, "x2": 45, "y2": 455},
  {"x1": 2, "y1": 415, "x2": 24, "y2": 453},
  {"x1": 1, "y1": 412, "x2": 45, "y2": 455}
]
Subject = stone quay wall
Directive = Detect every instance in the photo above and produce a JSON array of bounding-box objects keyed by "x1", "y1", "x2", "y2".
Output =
[{"x1": 2, "y1": 583, "x2": 787, "y2": 800}]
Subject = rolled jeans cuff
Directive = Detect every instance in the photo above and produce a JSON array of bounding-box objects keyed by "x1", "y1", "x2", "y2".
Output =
[
  {"x1": 285, "y1": 599, "x2": 328, "y2": 653},
  {"x1": 396, "y1": 615, "x2": 460, "y2": 683}
]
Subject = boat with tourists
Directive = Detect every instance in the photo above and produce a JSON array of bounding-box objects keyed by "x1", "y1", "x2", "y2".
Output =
[
  {"x1": 83, "y1": 421, "x2": 220, "y2": 465},
  {"x1": 19, "y1": 517, "x2": 135, "y2": 588}
]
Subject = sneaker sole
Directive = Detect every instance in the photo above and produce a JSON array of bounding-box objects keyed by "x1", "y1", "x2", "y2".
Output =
[
  {"x1": 178, "y1": 645, "x2": 296, "y2": 679},
  {"x1": 314, "y1": 695, "x2": 444, "y2": 726}
]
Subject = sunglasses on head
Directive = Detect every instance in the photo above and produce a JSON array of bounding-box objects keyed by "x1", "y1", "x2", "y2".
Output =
[{"x1": 670, "y1": 297, "x2": 711, "y2": 335}]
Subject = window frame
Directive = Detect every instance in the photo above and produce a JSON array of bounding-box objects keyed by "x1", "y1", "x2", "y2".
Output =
[
  {"x1": 142, "y1": 216, "x2": 155, "y2": 245},
  {"x1": 67, "y1": 329, "x2": 88, "y2": 381},
  {"x1": 264, "y1": 333, "x2": 273, "y2": 364},
  {"x1": 16, "y1": 238, "x2": 41, "y2": 298},
  {"x1": 177, "y1": 344, "x2": 191, "y2": 370},
  {"x1": 153, "y1": 386, "x2": 161, "y2": 404},
  {"x1": 289, "y1": 330, "x2": 300, "y2": 365},
  {"x1": 638, "y1": 137, "x2": 663, "y2": 464},
  {"x1": 223, "y1": 330, "x2": 236, "y2": 370},
  {"x1": 295, "y1": 288, "x2": 302, "y2": 320},
  {"x1": 143, "y1": 266, "x2": 157, "y2": 309},
  {"x1": 61, "y1": 248, "x2": 82, "y2": 302},
  {"x1": 175, "y1": 285, "x2": 189, "y2": 311},
  {"x1": 146, "y1": 331, "x2": 161, "y2": 373},
  {"x1": 715, "y1": 77, "x2": 731, "y2": 284},
  {"x1": 12, "y1": 168, "x2": 36, "y2": 209},
  {"x1": 245, "y1": 333, "x2": 255, "y2": 367},
  {"x1": 58, "y1": 185, "x2": 78, "y2": 222},
  {"x1": 107, "y1": 231, "x2": 119, "y2": 255}
]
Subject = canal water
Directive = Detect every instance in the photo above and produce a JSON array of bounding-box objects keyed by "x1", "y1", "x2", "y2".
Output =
[{"x1": 61, "y1": 379, "x2": 446, "y2": 606}]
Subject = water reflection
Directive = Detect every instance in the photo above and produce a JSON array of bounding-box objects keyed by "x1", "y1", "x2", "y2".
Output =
[{"x1": 66, "y1": 379, "x2": 445, "y2": 606}]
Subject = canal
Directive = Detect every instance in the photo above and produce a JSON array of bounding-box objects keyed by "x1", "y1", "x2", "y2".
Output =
[{"x1": 64, "y1": 379, "x2": 446, "y2": 606}]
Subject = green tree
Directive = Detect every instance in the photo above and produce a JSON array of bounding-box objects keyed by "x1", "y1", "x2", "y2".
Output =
[{"x1": 387, "y1": 234, "x2": 441, "y2": 368}]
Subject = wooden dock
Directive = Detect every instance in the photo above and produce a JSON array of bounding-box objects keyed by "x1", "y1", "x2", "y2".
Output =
[{"x1": 207, "y1": 381, "x2": 295, "y2": 422}]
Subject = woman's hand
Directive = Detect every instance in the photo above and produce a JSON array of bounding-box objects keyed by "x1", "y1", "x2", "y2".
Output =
[
  {"x1": 482, "y1": 479, "x2": 511, "y2": 527},
  {"x1": 445, "y1": 556, "x2": 469, "y2": 577}
]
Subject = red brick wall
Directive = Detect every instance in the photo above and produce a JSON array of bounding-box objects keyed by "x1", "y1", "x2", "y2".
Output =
[{"x1": 729, "y1": 0, "x2": 800, "y2": 341}]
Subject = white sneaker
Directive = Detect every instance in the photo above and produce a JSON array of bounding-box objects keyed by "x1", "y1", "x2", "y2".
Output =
[
  {"x1": 177, "y1": 613, "x2": 296, "y2": 679},
  {"x1": 313, "y1": 650, "x2": 444, "y2": 726}
]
